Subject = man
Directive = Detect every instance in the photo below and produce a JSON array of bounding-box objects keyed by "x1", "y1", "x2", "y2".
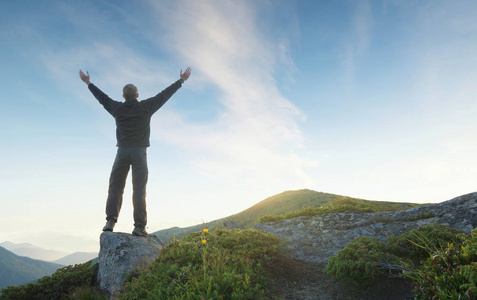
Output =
[{"x1": 79, "y1": 67, "x2": 192, "y2": 236}]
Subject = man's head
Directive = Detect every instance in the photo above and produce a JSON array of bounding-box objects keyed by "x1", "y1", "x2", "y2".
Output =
[{"x1": 123, "y1": 84, "x2": 138, "y2": 101}]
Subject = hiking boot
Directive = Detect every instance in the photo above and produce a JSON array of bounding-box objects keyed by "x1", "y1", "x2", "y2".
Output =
[
  {"x1": 102, "y1": 220, "x2": 115, "y2": 232},
  {"x1": 132, "y1": 226, "x2": 148, "y2": 237}
]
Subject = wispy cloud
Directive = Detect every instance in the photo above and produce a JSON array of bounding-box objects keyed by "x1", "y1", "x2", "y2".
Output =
[{"x1": 142, "y1": 0, "x2": 317, "y2": 188}]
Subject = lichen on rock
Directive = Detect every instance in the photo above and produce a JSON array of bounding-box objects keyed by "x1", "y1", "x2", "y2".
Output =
[{"x1": 97, "y1": 232, "x2": 162, "y2": 295}]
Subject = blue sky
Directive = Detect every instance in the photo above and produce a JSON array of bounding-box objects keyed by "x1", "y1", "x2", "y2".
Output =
[{"x1": 1, "y1": 0, "x2": 476, "y2": 253}]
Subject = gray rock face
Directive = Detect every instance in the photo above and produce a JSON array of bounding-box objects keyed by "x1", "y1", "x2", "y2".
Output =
[
  {"x1": 254, "y1": 192, "x2": 477, "y2": 264},
  {"x1": 97, "y1": 232, "x2": 162, "y2": 294}
]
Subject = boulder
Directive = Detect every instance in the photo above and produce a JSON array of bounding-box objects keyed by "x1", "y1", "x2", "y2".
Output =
[
  {"x1": 97, "y1": 232, "x2": 162, "y2": 295},
  {"x1": 254, "y1": 192, "x2": 477, "y2": 264}
]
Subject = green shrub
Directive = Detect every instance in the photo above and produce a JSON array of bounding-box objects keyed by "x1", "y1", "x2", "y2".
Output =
[
  {"x1": 325, "y1": 224, "x2": 467, "y2": 287},
  {"x1": 387, "y1": 224, "x2": 464, "y2": 265},
  {"x1": 325, "y1": 236, "x2": 402, "y2": 285},
  {"x1": 0, "y1": 261, "x2": 102, "y2": 300},
  {"x1": 118, "y1": 229, "x2": 280, "y2": 300},
  {"x1": 63, "y1": 285, "x2": 106, "y2": 300},
  {"x1": 409, "y1": 229, "x2": 477, "y2": 299}
]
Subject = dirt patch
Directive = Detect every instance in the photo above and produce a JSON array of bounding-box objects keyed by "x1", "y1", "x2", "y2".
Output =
[{"x1": 264, "y1": 255, "x2": 415, "y2": 300}]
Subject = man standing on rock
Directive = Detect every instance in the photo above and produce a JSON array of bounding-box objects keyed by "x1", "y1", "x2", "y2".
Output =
[{"x1": 79, "y1": 67, "x2": 192, "y2": 236}]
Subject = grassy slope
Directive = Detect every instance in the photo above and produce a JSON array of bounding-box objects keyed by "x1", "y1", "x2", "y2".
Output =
[
  {"x1": 152, "y1": 189, "x2": 429, "y2": 243},
  {"x1": 259, "y1": 196, "x2": 428, "y2": 222},
  {"x1": 224, "y1": 189, "x2": 343, "y2": 227},
  {"x1": 152, "y1": 189, "x2": 419, "y2": 243},
  {"x1": 0, "y1": 246, "x2": 63, "y2": 289}
]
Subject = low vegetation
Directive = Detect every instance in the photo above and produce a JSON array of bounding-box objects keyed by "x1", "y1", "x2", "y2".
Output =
[
  {"x1": 118, "y1": 229, "x2": 280, "y2": 299},
  {"x1": 0, "y1": 261, "x2": 102, "y2": 300},
  {"x1": 410, "y1": 229, "x2": 477, "y2": 299},
  {"x1": 258, "y1": 196, "x2": 426, "y2": 222},
  {"x1": 325, "y1": 224, "x2": 477, "y2": 299}
]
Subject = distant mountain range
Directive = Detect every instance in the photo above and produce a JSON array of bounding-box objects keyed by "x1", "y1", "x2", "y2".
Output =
[
  {"x1": 152, "y1": 189, "x2": 376, "y2": 243},
  {"x1": 0, "y1": 246, "x2": 63, "y2": 290},
  {"x1": 0, "y1": 241, "x2": 98, "y2": 290},
  {"x1": 0, "y1": 241, "x2": 68, "y2": 261},
  {"x1": 0, "y1": 241, "x2": 97, "y2": 266}
]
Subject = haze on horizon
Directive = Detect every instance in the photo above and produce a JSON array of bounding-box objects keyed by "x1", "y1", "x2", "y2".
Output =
[{"x1": 1, "y1": 0, "x2": 477, "y2": 253}]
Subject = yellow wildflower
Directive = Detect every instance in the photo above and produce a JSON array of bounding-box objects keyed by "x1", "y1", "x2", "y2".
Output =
[
  {"x1": 202, "y1": 239, "x2": 207, "y2": 244},
  {"x1": 203, "y1": 229, "x2": 208, "y2": 233}
]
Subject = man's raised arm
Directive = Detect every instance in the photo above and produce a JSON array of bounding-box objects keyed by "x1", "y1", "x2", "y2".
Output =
[
  {"x1": 142, "y1": 67, "x2": 192, "y2": 113},
  {"x1": 79, "y1": 69, "x2": 119, "y2": 114}
]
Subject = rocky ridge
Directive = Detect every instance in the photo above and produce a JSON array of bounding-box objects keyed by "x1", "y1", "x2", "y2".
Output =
[{"x1": 254, "y1": 192, "x2": 477, "y2": 264}]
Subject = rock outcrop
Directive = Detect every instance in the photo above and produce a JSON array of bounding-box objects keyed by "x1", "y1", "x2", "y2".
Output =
[
  {"x1": 254, "y1": 192, "x2": 477, "y2": 264},
  {"x1": 97, "y1": 232, "x2": 162, "y2": 295}
]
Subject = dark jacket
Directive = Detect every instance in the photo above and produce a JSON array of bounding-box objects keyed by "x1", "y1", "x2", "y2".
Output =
[{"x1": 88, "y1": 80, "x2": 182, "y2": 147}]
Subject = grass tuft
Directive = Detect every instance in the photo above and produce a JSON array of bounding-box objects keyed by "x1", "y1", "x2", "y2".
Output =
[
  {"x1": 118, "y1": 228, "x2": 281, "y2": 300},
  {"x1": 258, "y1": 197, "x2": 426, "y2": 223}
]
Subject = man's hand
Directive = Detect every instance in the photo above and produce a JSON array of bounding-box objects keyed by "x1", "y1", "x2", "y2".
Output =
[
  {"x1": 180, "y1": 67, "x2": 192, "y2": 81},
  {"x1": 79, "y1": 70, "x2": 91, "y2": 85}
]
